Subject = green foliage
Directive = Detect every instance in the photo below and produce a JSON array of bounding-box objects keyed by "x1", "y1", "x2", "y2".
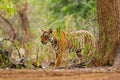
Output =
[
  {"x1": 68, "y1": 53, "x2": 75, "y2": 59},
  {"x1": 13, "y1": 40, "x2": 19, "y2": 47},
  {"x1": 105, "y1": 44, "x2": 110, "y2": 53},
  {"x1": 0, "y1": 0, "x2": 97, "y2": 68},
  {"x1": 0, "y1": 0, "x2": 15, "y2": 17},
  {"x1": 28, "y1": 0, "x2": 96, "y2": 31},
  {"x1": 0, "y1": 0, "x2": 26, "y2": 17},
  {"x1": 46, "y1": 0, "x2": 96, "y2": 19},
  {"x1": 56, "y1": 26, "x2": 62, "y2": 40},
  {"x1": 37, "y1": 0, "x2": 96, "y2": 67}
]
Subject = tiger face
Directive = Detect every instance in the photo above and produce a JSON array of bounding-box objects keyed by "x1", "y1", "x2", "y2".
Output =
[{"x1": 41, "y1": 29, "x2": 53, "y2": 45}]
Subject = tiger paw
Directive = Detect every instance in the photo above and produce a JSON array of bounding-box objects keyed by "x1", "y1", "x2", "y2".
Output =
[{"x1": 49, "y1": 61, "x2": 55, "y2": 67}]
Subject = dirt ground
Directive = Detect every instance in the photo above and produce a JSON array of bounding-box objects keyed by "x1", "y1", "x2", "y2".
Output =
[{"x1": 0, "y1": 67, "x2": 120, "y2": 80}]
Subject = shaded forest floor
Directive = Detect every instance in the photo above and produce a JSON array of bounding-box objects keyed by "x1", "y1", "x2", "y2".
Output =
[{"x1": 0, "y1": 67, "x2": 120, "y2": 80}]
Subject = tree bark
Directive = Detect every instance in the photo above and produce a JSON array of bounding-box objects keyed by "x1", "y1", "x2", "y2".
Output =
[{"x1": 96, "y1": 0, "x2": 120, "y2": 66}]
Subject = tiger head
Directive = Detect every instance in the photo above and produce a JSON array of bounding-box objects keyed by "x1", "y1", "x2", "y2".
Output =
[{"x1": 41, "y1": 29, "x2": 53, "y2": 45}]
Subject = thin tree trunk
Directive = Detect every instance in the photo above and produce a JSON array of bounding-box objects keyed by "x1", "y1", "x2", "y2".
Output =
[
  {"x1": 16, "y1": 2, "x2": 29, "y2": 36},
  {"x1": 16, "y1": 2, "x2": 31, "y2": 55}
]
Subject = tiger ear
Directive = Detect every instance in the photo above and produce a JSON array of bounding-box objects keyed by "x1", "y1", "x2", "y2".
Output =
[
  {"x1": 49, "y1": 29, "x2": 53, "y2": 33},
  {"x1": 41, "y1": 30, "x2": 44, "y2": 32}
]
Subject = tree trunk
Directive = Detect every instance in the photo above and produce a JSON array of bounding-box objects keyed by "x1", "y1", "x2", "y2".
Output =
[
  {"x1": 16, "y1": 2, "x2": 31, "y2": 56},
  {"x1": 96, "y1": 0, "x2": 120, "y2": 66},
  {"x1": 16, "y1": 2, "x2": 29, "y2": 36}
]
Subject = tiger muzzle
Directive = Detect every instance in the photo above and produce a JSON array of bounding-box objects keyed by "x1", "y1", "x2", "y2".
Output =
[{"x1": 41, "y1": 40, "x2": 47, "y2": 45}]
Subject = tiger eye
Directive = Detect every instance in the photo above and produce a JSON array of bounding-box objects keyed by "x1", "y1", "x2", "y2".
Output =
[{"x1": 44, "y1": 33, "x2": 48, "y2": 36}]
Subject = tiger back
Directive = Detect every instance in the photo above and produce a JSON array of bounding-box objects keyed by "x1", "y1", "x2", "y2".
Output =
[{"x1": 67, "y1": 30, "x2": 95, "y2": 63}]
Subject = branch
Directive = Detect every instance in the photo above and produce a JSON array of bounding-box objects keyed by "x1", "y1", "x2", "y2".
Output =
[
  {"x1": 0, "y1": 14, "x2": 16, "y2": 39},
  {"x1": 0, "y1": 27, "x2": 5, "y2": 34}
]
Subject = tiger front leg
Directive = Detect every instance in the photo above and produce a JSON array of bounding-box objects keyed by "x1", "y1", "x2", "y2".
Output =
[
  {"x1": 55, "y1": 52, "x2": 65, "y2": 67},
  {"x1": 49, "y1": 52, "x2": 59, "y2": 67}
]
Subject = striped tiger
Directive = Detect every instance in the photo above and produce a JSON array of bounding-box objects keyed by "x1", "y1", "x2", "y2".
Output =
[{"x1": 41, "y1": 29, "x2": 95, "y2": 67}]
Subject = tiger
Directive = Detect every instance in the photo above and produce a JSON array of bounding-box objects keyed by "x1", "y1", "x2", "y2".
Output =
[{"x1": 41, "y1": 29, "x2": 95, "y2": 67}]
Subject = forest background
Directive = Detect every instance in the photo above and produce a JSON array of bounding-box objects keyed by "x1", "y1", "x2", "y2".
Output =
[{"x1": 0, "y1": 0, "x2": 97, "y2": 68}]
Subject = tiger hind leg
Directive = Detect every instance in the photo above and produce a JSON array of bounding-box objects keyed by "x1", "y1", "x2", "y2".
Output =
[
  {"x1": 68, "y1": 58, "x2": 95, "y2": 69},
  {"x1": 67, "y1": 51, "x2": 85, "y2": 69},
  {"x1": 68, "y1": 50, "x2": 93, "y2": 68}
]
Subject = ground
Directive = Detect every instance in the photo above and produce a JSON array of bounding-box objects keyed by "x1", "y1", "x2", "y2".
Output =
[{"x1": 0, "y1": 67, "x2": 120, "y2": 80}]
